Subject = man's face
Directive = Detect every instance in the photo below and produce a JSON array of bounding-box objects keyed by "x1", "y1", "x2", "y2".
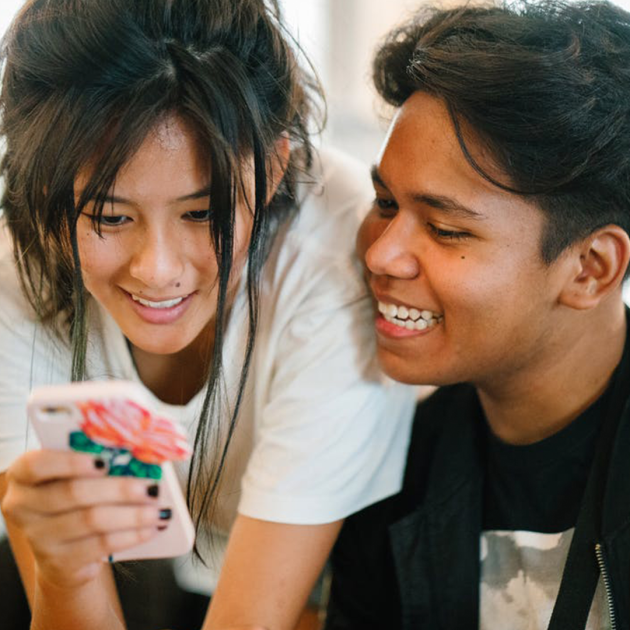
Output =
[{"x1": 358, "y1": 91, "x2": 572, "y2": 391}]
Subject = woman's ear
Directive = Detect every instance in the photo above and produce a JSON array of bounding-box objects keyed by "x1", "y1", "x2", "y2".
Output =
[
  {"x1": 266, "y1": 134, "x2": 291, "y2": 204},
  {"x1": 559, "y1": 225, "x2": 630, "y2": 309}
]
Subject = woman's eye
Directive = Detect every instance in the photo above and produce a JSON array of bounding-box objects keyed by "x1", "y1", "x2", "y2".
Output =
[
  {"x1": 84, "y1": 213, "x2": 130, "y2": 227},
  {"x1": 184, "y1": 210, "x2": 212, "y2": 222},
  {"x1": 100, "y1": 215, "x2": 129, "y2": 227},
  {"x1": 428, "y1": 223, "x2": 470, "y2": 240}
]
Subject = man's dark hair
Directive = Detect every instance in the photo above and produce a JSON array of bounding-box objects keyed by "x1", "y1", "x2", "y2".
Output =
[{"x1": 373, "y1": 0, "x2": 630, "y2": 265}]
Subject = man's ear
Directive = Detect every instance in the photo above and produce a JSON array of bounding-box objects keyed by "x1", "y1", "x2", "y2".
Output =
[
  {"x1": 266, "y1": 134, "x2": 291, "y2": 204},
  {"x1": 559, "y1": 225, "x2": 630, "y2": 309}
]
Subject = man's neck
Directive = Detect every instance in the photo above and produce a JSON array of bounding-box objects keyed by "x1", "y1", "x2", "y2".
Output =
[{"x1": 477, "y1": 301, "x2": 627, "y2": 445}]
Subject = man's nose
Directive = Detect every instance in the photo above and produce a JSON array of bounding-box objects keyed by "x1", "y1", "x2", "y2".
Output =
[{"x1": 363, "y1": 215, "x2": 420, "y2": 280}]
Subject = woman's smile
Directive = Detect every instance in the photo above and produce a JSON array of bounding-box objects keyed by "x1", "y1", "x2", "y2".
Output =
[{"x1": 124, "y1": 289, "x2": 196, "y2": 325}]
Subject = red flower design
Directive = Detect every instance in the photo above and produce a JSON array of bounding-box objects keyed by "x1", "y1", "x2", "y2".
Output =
[{"x1": 76, "y1": 398, "x2": 191, "y2": 464}]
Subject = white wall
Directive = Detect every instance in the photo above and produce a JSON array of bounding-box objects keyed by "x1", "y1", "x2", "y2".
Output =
[
  {"x1": 0, "y1": 1, "x2": 23, "y2": 38},
  {"x1": 282, "y1": 0, "x2": 419, "y2": 161}
]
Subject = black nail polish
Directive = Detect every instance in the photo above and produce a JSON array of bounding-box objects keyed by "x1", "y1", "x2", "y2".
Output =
[
  {"x1": 159, "y1": 508, "x2": 172, "y2": 520},
  {"x1": 147, "y1": 484, "x2": 159, "y2": 498},
  {"x1": 94, "y1": 458, "x2": 105, "y2": 470}
]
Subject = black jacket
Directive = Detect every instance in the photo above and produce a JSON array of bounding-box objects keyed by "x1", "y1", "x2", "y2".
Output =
[{"x1": 326, "y1": 337, "x2": 630, "y2": 630}]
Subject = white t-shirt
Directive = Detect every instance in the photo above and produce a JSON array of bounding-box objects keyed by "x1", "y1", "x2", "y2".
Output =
[{"x1": 0, "y1": 148, "x2": 415, "y2": 588}]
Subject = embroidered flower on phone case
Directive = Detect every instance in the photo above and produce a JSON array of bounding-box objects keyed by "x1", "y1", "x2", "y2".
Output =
[
  {"x1": 68, "y1": 399, "x2": 190, "y2": 478},
  {"x1": 76, "y1": 398, "x2": 191, "y2": 464}
]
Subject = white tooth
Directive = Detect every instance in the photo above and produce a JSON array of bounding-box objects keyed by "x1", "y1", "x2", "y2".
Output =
[
  {"x1": 428, "y1": 318, "x2": 437, "y2": 327},
  {"x1": 415, "y1": 319, "x2": 428, "y2": 331},
  {"x1": 405, "y1": 320, "x2": 415, "y2": 330},
  {"x1": 378, "y1": 302, "x2": 387, "y2": 314},
  {"x1": 133, "y1": 295, "x2": 184, "y2": 309},
  {"x1": 421, "y1": 310, "x2": 433, "y2": 321},
  {"x1": 386, "y1": 304, "x2": 398, "y2": 317},
  {"x1": 384, "y1": 314, "x2": 394, "y2": 323},
  {"x1": 398, "y1": 306, "x2": 409, "y2": 319},
  {"x1": 409, "y1": 308, "x2": 420, "y2": 321}
]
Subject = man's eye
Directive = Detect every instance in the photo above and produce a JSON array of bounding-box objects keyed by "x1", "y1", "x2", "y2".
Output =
[
  {"x1": 373, "y1": 197, "x2": 397, "y2": 216},
  {"x1": 184, "y1": 210, "x2": 212, "y2": 222},
  {"x1": 427, "y1": 223, "x2": 471, "y2": 240}
]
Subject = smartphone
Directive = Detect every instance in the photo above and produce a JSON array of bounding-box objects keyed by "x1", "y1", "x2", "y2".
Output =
[{"x1": 27, "y1": 380, "x2": 196, "y2": 562}]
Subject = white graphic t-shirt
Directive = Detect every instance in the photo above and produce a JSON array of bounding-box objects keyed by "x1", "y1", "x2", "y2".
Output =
[{"x1": 480, "y1": 529, "x2": 610, "y2": 629}]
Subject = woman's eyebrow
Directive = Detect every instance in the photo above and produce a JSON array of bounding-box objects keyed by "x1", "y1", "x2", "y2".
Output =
[
  {"x1": 79, "y1": 185, "x2": 213, "y2": 205},
  {"x1": 175, "y1": 185, "x2": 213, "y2": 202}
]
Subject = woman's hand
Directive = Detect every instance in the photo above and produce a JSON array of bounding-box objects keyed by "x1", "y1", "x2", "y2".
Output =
[{"x1": 1, "y1": 448, "x2": 164, "y2": 590}]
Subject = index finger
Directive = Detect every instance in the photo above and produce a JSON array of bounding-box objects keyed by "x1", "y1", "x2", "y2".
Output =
[{"x1": 7, "y1": 449, "x2": 107, "y2": 486}]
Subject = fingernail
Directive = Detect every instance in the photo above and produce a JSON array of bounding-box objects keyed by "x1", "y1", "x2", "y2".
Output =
[
  {"x1": 147, "y1": 484, "x2": 159, "y2": 498},
  {"x1": 159, "y1": 508, "x2": 172, "y2": 520},
  {"x1": 94, "y1": 458, "x2": 106, "y2": 470}
]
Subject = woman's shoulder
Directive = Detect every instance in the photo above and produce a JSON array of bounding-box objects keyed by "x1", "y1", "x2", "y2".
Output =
[
  {"x1": 310, "y1": 147, "x2": 373, "y2": 209},
  {"x1": 0, "y1": 222, "x2": 70, "y2": 353},
  {"x1": 259, "y1": 148, "x2": 371, "y2": 304},
  {"x1": 285, "y1": 147, "x2": 372, "y2": 259},
  {"x1": 0, "y1": 222, "x2": 35, "y2": 321}
]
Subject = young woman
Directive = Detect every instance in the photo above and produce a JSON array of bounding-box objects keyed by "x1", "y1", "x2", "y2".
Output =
[{"x1": 0, "y1": 1, "x2": 414, "y2": 629}]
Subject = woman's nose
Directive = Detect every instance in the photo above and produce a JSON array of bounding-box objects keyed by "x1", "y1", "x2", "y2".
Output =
[
  {"x1": 363, "y1": 216, "x2": 420, "y2": 280},
  {"x1": 128, "y1": 228, "x2": 185, "y2": 289}
]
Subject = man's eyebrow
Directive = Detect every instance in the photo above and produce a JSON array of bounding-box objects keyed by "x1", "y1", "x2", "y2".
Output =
[
  {"x1": 412, "y1": 193, "x2": 486, "y2": 221},
  {"x1": 370, "y1": 164, "x2": 485, "y2": 221},
  {"x1": 370, "y1": 165, "x2": 387, "y2": 190}
]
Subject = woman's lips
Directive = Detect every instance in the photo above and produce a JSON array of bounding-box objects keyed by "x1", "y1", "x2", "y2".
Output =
[{"x1": 124, "y1": 290, "x2": 195, "y2": 325}]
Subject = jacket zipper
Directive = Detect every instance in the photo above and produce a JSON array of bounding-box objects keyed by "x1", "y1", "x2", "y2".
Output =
[{"x1": 595, "y1": 542, "x2": 617, "y2": 630}]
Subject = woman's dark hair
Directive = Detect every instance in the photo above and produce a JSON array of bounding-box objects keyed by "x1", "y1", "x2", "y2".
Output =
[
  {"x1": 0, "y1": 0, "x2": 322, "y2": 557},
  {"x1": 373, "y1": 0, "x2": 630, "y2": 265}
]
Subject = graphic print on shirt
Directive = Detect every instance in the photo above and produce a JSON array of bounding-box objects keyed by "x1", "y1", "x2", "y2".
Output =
[{"x1": 479, "y1": 529, "x2": 610, "y2": 630}]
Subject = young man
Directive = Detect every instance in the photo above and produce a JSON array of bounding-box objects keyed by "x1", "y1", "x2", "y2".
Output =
[{"x1": 325, "y1": 2, "x2": 630, "y2": 629}]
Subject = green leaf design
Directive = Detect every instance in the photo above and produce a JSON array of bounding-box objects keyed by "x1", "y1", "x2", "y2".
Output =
[
  {"x1": 69, "y1": 431, "x2": 104, "y2": 454},
  {"x1": 68, "y1": 432, "x2": 163, "y2": 479},
  {"x1": 129, "y1": 458, "x2": 163, "y2": 480}
]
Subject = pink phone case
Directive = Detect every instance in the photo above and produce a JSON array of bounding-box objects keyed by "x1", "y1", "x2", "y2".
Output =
[{"x1": 27, "y1": 380, "x2": 196, "y2": 562}]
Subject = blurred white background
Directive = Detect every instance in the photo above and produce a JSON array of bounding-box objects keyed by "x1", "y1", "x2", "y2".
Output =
[{"x1": 5, "y1": 0, "x2": 630, "y2": 161}]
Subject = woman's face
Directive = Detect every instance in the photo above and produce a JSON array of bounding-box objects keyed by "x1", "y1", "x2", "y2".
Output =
[{"x1": 75, "y1": 116, "x2": 253, "y2": 357}]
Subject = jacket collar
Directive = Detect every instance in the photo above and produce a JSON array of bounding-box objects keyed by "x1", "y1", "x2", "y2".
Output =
[
  {"x1": 601, "y1": 307, "x2": 630, "y2": 537},
  {"x1": 389, "y1": 385, "x2": 484, "y2": 630}
]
